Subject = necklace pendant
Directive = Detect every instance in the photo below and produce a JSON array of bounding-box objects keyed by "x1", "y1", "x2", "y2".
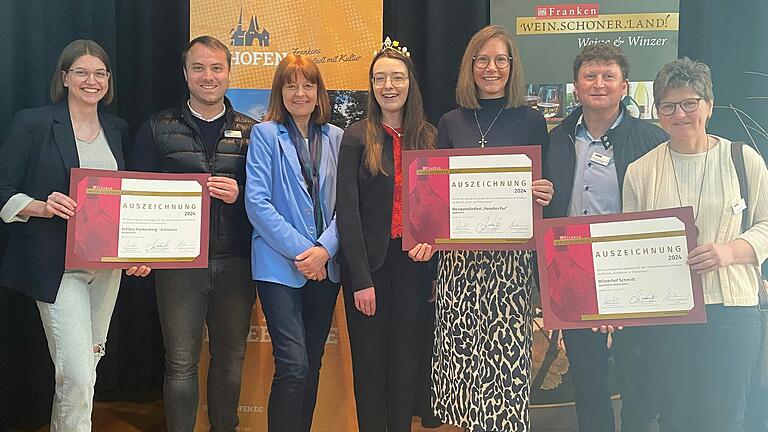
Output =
[{"x1": 479, "y1": 137, "x2": 487, "y2": 148}]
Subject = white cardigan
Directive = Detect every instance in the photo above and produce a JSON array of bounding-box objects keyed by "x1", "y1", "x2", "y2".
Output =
[{"x1": 623, "y1": 135, "x2": 768, "y2": 306}]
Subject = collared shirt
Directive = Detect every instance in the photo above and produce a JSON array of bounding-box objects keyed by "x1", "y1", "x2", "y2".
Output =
[
  {"x1": 567, "y1": 111, "x2": 623, "y2": 217},
  {"x1": 187, "y1": 100, "x2": 226, "y2": 122}
]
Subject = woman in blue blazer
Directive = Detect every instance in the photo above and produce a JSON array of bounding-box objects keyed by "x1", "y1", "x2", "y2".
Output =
[
  {"x1": 245, "y1": 54, "x2": 343, "y2": 432},
  {"x1": 0, "y1": 40, "x2": 149, "y2": 431}
]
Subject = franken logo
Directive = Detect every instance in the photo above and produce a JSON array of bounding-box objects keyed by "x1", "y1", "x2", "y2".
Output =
[{"x1": 230, "y1": 6, "x2": 270, "y2": 47}]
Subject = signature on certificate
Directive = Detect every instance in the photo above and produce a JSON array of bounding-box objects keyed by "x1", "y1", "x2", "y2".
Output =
[
  {"x1": 475, "y1": 216, "x2": 519, "y2": 234},
  {"x1": 629, "y1": 289, "x2": 658, "y2": 305},
  {"x1": 145, "y1": 238, "x2": 172, "y2": 252},
  {"x1": 663, "y1": 291, "x2": 691, "y2": 305},
  {"x1": 602, "y1": 293, "x2": 622, "y2": 307}
]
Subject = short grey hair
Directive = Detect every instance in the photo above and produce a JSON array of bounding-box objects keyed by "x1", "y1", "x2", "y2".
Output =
[{"x1": 653, "y1": 57, "x2": 714, "y2": 105}]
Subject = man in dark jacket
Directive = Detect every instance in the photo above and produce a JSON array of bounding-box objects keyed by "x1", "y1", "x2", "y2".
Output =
[
  {"x1": 543, "y1": 44, "x2": 668, "y2": 432},
  {"x1": 132, "y1": 35, "x2": 257, "y2": 432}
]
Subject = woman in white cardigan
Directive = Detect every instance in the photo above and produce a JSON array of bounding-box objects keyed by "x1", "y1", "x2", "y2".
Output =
[{"x1": 623, "y1": 57, "x2": 768, "y2": 432}]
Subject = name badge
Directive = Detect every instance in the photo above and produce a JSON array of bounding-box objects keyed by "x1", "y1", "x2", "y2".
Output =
[
  {"x1": 224, "y1": 130, "x2": 242, "y2": 138},
  {"x1": 732, "y1": 198, "x2": 747, "y2": 214},
  {"x1": 590, "y1": 152, "x2": 612, "y2": 167}
]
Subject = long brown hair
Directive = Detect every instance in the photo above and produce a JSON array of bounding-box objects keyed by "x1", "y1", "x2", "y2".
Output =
[
  {"x1": 364, "y1": 48, "x2": 436, "y2": 175},
  {"x1": 265, "y1": 54, "x2": 331, "y2": 125}
]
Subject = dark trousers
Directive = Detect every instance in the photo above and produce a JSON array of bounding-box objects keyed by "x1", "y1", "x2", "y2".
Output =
[
  {"x1": 745, "y1": 366, "x2": 768, "y2": 432},
  {"x1": 257, "y1": 277, "x2": 339, "y2": 432},
  {"x1": 562, "y1": 329, "x2": 615, "y2": 432},
  {"x1": 343, "y1": 238, "x2": 431, "y2": 432},
  {"x1": 155, "y1": 255, "x2": 256, "y2": 432},
  {"x1": 618, "y1": 327, "x2": 661, "y2": 432},
  {"x1": 639, "y1": 305, "x2": 761, "y2": 432}
]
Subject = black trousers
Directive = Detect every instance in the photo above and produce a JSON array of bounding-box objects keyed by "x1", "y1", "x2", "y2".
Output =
[
  {"x1": 634, "y1": 305, "x2": 760, "y2": 432},
  {"x1": 343, "y1": 238, "x2": 431, "y2": 432},
  {"x1": 562, "y1": 329, "x2": 615, "y2": 432}
]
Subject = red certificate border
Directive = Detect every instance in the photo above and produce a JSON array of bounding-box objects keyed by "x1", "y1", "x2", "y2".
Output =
[
  {"x1": 536, "y1": 207, "x2": 706, "y2": 330},
  {"x1": 65, "y1": 168, "x2": 211, "y2": 269},
  {"x1": 402, "y1": 146, "x2": 542, "y2": 251}
]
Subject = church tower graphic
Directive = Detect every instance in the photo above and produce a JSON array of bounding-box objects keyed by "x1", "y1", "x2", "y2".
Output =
[{"x1": 230, "y1": 6, "x2": 270, "y2": 47}]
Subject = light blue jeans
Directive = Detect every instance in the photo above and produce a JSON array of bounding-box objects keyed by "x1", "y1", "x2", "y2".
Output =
[{"x1": 36, "y1": 269, "x2": 121, "y2": 432}]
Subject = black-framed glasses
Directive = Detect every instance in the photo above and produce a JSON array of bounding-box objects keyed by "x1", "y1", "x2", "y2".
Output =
[
  {"x1": 371, "y1": 74, "x2": 409, "y2": 88},
  {"x1": 657, "y1": 97, "x2": 705, "y2": 116},
  {"x1": 472, "y1": 55, "x2": 511, "y2": 69},
  {"x1": 68, "y1": 68, "x2": 110, "y2": 82}
]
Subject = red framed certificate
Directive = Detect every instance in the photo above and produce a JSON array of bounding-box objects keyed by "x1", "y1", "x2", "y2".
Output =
[
  {"x1": 65, "y1": 168, "x2": 211, "y2": 269},
  {"x1": 402, "y1": 146, "x2": 542, "y2": 251},
  {"x1": 536, "y1": 207, "x2": 706, "y2": 330}
]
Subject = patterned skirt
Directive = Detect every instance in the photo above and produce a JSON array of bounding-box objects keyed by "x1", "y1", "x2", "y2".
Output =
[{"x1": 432, "y1": 250, "x2": 533, "y2": 432}]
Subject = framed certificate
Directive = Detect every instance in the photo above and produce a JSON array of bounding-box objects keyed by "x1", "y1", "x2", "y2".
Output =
[
  {"x1": 402, "y1": 146, "x2": 542, "y2": 251},
  {"x1": 536, "y1": 207, "x2": 706, "y2": 330},
  {"x1": 65, "y1": 168, "x2": 211, "y2": 269}
]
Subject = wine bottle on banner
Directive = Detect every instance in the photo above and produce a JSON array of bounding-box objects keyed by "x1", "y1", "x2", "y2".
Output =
[{"x1": 634, "y1": 82, "x2": 651, "y2": 120}]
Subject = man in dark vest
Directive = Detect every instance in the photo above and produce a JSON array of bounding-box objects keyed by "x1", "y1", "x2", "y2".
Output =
[
  {"x1": 544, "y1": 43, "x2": 668, "y2": 432},
  {"x1": 132, "y1": 35, "x2": 257, "y2": 432}
]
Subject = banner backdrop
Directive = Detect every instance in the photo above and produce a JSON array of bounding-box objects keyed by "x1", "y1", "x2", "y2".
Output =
[
  {"x1": 492, "y1": 0, "x2": 680, "y2": 122},
  {"x1": 191, "y1": 0, "x2": 380, "y2": 125},
  {"x1": 194, "y1": 296, "x2": 357, "y2": 431},
  {"x1": 190, "y1": 1, "x2": 381, "y2": 430},
  {"x1": 492, "y1": 0, "x2": 680, "y2": 406}
]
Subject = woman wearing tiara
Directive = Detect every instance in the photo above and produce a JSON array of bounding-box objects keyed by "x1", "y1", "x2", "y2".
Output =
[
  {"x1": 337, "y1": 40, "x2": 437, "y2": 431},
  {"x1": 431, "y1": 25, "x2": 552, "y2": 431}
]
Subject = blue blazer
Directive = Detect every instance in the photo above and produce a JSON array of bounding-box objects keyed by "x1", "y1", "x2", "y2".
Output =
[{"x1": 245, "y1": 120, "x2": 342, "y2": 287}]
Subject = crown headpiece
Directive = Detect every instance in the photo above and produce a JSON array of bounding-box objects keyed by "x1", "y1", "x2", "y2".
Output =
[{"x1": 374, "y1": 36, "x2": 411, "y2": 57}]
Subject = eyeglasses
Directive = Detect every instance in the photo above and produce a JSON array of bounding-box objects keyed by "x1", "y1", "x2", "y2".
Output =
[
  {"x1": 657, "y1": 97, "x2": 705, "y2": 116},
  {"x1": 371, "y1": 74, "x2": 409, "y2": 88},
  {"x1": 68, "y1": 68, "x2": 110, "y2": 82},
  {"x1": 472, "y1": 55, "x2": 511, "y2": 69}
]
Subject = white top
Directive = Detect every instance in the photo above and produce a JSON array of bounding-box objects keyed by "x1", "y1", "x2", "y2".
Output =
[{"x1": 623, "y1": 135, "x2": 768, "y2": 306}]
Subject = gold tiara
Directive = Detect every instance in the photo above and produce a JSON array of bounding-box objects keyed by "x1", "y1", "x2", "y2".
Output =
[{"x1": 374, "y1": 36, "x2": 411, "y2": 57}]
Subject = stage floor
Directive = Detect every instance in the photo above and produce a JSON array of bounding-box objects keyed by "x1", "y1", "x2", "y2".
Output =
[{"x1": 22, "y1": 400, "x2": 601, "y2": 432}]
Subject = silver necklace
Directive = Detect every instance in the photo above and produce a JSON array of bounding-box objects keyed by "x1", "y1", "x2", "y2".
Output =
[
  {"x1": 473, "y1": 106, "x2": 504, "y2": 148},
  {"x1": 667, "y1": 140, "x2": 711, "y2": 236},
  {"x1": 381, "y1": 122, "x2": 403, "y2": 138}
]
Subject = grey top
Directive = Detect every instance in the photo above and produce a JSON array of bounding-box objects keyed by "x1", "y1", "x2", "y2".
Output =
[{"x1": 75, "y1": 130, "x2": 118, "y2": 171}]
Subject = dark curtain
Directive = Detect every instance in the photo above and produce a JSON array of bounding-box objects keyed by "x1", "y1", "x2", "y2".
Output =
[
  {"x1": 1, "y1": 0, "x2": 766, "y2": 429},
  {"x1": 679, "y1": 1, "x2": 768, "y2": 155}
]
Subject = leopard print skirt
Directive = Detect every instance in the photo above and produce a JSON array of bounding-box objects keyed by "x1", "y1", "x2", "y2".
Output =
[{"x1": 432, "y1": 250, "x2": 533, "y2": 432}]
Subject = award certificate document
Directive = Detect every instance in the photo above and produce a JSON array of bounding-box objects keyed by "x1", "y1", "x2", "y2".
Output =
[
  {"x1": 402, "y1": 146, "x2": 542, "y2": 251},
  {"x1": 65, "y1": 168, "x2": 211, "y2": 269},
  {"x1": 536, "y1": 207, "x2": 706, "y2": 330}
]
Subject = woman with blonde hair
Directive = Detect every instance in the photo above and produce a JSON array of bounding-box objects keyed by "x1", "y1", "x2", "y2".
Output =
[{"x1": 431, "y1": 25, "x2": 553, "y2": 431}]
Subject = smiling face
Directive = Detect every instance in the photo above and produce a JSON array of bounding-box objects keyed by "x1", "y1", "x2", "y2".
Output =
[
  {"x1": 574, "y1": 60, "x2": 627, "y2": 113},
  {"x1": 63, "y1": 54, "x2": 109, "y2": 107},
  {"x1": 183, "y1": 43, "x2": 230, "y2": 111},
  {"x1": 371, "y1": 57, "x2": 410, "y2": 121},
  {"x1": 658, "y1": 87, "x2": 712, "y2": 144},
  {"x1": 472, "y1": 37, "x2": 510, "y2": 99},
  {"x1": 281, "y1": 72, "x2": 318, "y2": 125}
]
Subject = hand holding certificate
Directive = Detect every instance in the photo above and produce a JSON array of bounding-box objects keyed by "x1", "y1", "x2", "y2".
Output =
[
  {"x1": 402, "y1": 146, "x2": 542, "y2": 251},
  {"x1": 536, "y1": 207, "x2": 706, "y2": 330},
  {"x1": 65, "y1": 168, "x2": 211, "y2": 269}
]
